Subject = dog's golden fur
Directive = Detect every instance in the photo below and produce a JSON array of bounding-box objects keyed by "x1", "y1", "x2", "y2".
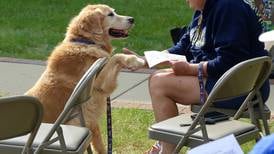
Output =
[{"x1": 26, "y1": 4, "x2": 144, "y2": 154}]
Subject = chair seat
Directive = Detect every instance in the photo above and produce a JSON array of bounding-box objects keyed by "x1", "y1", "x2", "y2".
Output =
[
  {"x1": 191, "y1": 104, "x2": 271, "y2": 119},
  {"x1": 0, "y1": 123, "x2": 91, "y2": 152},
  {"x1": 149, "y1": 114, "x2": 259, "y2": 147}
]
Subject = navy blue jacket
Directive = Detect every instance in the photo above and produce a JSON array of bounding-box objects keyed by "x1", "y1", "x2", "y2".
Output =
[{"x1": 168, "y1": 0, "x2": 270, "y2": 108}]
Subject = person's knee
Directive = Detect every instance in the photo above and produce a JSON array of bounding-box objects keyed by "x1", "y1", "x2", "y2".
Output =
[
  {"x1": 149, "y1": 72, "x2": 163, "y2": 89},
  {"x1": 149, "y1": 72, "x2": 168, "y2": 95}
]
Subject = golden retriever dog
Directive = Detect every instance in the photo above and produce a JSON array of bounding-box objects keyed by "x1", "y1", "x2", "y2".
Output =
[{"x1": 26, "y1": 4, "x2": 145, "y2": 154}]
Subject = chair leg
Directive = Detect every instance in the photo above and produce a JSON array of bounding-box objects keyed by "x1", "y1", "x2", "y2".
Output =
[
  {"x1": 259, "y1": 109, "x2": 270, "y2": 135},
  {"x1": 261, "y1": 116, "x2": 270, "y2": 135},
  {"x1": 255, "y1": 132, "x2": 263, "y2": 142},
  {"x1": 257, "y1": 110, "x2": 270, "y2": 135},
  {"x1": 256, "y1": 119, "x2": 263, "y2": 131},
  {"x1": 248, "y1": 103, "x2": 257, "y2": 125},
  {"x1": 87, "y1": 145, "x2": 93, "y2": 154},
  {"x1": 257, "y1": 92, "x2": 270, "y2": 135}
]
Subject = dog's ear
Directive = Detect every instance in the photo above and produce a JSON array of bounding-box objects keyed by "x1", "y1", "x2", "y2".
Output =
[
  {"x1": 67, "y1": 6, "x2": 105, "y2": 41},
  {"x1": 76, "y1": 8, "x2": 104, "y2": 41},
  {"x1": 86, "y1": 8, "x2": 104, "y2": 35}
]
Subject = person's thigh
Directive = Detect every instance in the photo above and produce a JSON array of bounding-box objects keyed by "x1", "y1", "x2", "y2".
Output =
[{"x1": 150, "y1": 69, "x2": 202, "y2": 105}]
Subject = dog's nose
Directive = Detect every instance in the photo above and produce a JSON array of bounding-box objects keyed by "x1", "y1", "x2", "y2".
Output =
[{"x1": 128, "y1": 17, "x2": 134, "y2": 24}]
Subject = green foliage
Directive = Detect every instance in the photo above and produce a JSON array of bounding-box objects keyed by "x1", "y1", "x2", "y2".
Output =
[{"x1": 0, "y1": 0, "x2": 192, "y2": 59}]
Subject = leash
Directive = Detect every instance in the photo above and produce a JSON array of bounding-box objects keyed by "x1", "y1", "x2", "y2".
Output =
[
  {"x1": 198, "y1": 63, "x2": 206, "y2": 104},
  {"x1": 106, "y1": 97, "x2": 112, "y2": 154},
  {"x1": 106, "y1": 76, "x2": 149, "y2": 154},
  {"x1": 111, "y1": 77, "x2": 149, "y2": 101}
]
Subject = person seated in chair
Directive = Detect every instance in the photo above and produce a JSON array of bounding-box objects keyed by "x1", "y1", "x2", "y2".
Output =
[{"x1": 124, "y1": 0, "x2": 271, "y2": 153}]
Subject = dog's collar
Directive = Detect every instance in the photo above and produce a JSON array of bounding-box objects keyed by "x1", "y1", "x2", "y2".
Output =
[{"x1": 70, "y1": 38, "x2": 95, "y2": 45}]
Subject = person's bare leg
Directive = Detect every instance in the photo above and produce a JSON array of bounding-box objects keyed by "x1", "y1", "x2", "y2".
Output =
[{"x1": 149, "y1": 69, "x2": 201, "y2": 154}]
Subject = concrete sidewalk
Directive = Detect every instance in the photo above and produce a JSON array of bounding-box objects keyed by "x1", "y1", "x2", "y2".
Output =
[
  {"x1": 0, "y1": 57, "x2": 156, "y2": 110},
  {"x1": 0, "y1": 57, "x2": 273, "y2": 112}
]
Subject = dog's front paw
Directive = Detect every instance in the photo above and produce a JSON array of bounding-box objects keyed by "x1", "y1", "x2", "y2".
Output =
[{"x1": 125, "y1": 55, "x2": 146, "y2": 70}]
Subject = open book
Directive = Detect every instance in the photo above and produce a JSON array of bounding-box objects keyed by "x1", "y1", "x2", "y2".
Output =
[{"x1": 144, "y1": 50, "x2": 187, "y2": 68}]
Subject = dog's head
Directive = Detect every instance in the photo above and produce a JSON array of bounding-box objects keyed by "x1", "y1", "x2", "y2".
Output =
[{"x1": 66, "y1": 4, "x2": 134, "y2": 45}]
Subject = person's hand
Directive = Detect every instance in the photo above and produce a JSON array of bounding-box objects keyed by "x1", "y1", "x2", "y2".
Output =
[
  {"x1": 122, "y1": 48, "x2": 140, "y2": 56},
  {"x1": 169, "y1": 60, "x2": 194, "y2": 75}
]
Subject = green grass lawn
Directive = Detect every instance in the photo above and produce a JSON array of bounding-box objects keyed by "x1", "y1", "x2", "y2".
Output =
[{"x1": 0, "y1": 0, "x2": 192, "y2": 60}]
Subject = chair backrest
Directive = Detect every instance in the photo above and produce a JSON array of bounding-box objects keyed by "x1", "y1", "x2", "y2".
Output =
[
  {"x1": 34, "y1": 57, "x2": 108, "y2": 153},
  {"x1": 199, "y1": 56, "x2": 272, "y2": 116},
  {"x1": 0, "y1": 95, "x2": 43, "y2": 153},
  {"x1": 62, "y1": 57, "x2": 108, "y2": 125},
  {"x1": 63, "y1": 57, "x2": 108, "y2": 111},
  {"x1": 209, "y1": 56, "x2": 271, "y2": 102},
  {"x1": 174, "y1": 56, "x2": 272, "y2": 153}
]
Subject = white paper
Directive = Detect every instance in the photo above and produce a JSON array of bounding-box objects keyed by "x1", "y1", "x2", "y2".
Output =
[
  {"x1": 259, "y1": 30, "x2": 274, "y2": 42},
  {"x1": 144, "y1": 50, "x2": 186, "y2": 68},
  {"x1": 187, "y1": 134, "x2": 243, "y2": 154}
]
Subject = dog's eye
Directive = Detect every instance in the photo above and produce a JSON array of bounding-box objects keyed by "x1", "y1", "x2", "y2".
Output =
[{"x1": 108, "y1": 12, "x2": 114, "y2": 17}]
